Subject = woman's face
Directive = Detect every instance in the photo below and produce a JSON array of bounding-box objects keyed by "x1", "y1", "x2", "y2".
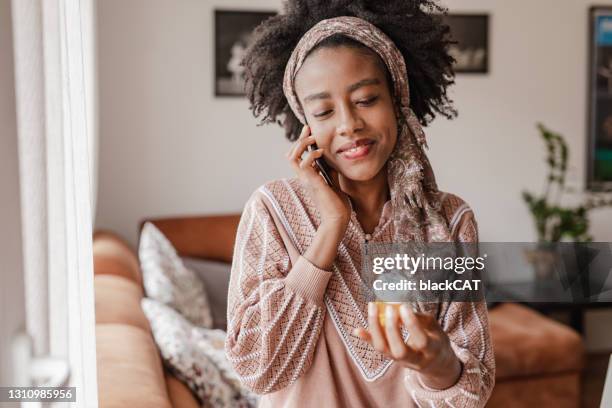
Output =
[{"x1": 294, "y1": 45, "x2": 398, "y2": 182}]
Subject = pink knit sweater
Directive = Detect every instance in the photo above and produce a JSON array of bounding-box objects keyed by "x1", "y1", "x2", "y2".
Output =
[{"x1": 225, "y1": 178, "x2": 495, "y2": 407}]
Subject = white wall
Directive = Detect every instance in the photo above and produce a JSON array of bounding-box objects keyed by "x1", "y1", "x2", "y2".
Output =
[
  {"x1": 434, "y1": 0, "x2": 612, "y2": 244},
  {"x1": 95, "y1": 1, "x2": 612, "y2": 350},
  {"x1": 95, "y1": 0, "x2": 285, "y2": 243},
  {"x1": 0, "y1": 0, "x2": 25, "y2": 389}
]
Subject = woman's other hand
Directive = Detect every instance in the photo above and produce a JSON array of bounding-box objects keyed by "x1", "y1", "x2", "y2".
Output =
[{"x1": 354, "y1": 303, "x2": 462, "y2": 390}]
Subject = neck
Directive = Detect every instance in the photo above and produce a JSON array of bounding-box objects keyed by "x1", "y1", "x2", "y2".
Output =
[{"x1": 339, "y1": 164, "x2": 389, "y2": 220}]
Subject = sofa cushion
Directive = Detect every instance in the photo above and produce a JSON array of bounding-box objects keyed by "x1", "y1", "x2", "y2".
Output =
[
  {"x1": 182, "y1": 257, "x2": 232, "y2": 330},
  {"x1": 96, "y1": 324, "x2": 171, "y2": 408},
  {"x1": 141, "y1": 298, "x2": 258, "y2": 407},
  {"x1": 488, "y1": 372, "x2": 580, "y2": 407},
  {"x1": 139, "y1": 222, "x2": 213, "y2": 328},
  {"x1": 95, "y1": 275, "x2": 149, "y2": 332},
  {"x1": 489, "y1": 303, "x2": 583, "y2": 379},
  {"x1": 165, "y1": 372, "x2": 200, "y2": 408},
  {"x1": 93, "y1": 232, "x2": 143, "y2": 286}
]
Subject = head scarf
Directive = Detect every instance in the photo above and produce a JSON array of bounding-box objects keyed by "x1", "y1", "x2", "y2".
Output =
[{"x1": 283, "y1": 16, "x2": 452, "y2": 243}]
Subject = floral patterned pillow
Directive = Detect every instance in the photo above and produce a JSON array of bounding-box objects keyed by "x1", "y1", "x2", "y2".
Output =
[
  {"x1": 141, "y1": 298, "x2": 258, "y2": 408},
  {"x1": 138, "y1": 222, "x2": 213, "y2": 328}
]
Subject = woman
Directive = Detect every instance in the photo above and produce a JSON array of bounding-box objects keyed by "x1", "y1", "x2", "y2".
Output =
[{"x1": 225, "y1": 1, "x2": 495, "y2": 407}]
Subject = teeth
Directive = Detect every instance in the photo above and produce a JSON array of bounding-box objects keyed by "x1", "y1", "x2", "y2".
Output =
[
  {"x1": 340, "y1": 142, "x2": 372, "y2": 154},
  {"x1": 345, "y1": 145, "x2": 365, "y2": 153}
]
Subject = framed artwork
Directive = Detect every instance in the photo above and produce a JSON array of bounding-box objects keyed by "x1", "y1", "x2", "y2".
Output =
[
  {"x1": 588, "y1": 7, "x2": 612, "y2": 190},
  {"x1": 443, "y1": 14, "x2": 489, "y2": 74},
  {"x1": 214, "y1": 9, "x2": 277, "y2": 97}
]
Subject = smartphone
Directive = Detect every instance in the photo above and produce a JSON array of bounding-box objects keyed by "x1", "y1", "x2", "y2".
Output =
[{"x1": 308, "y1": 142, "x2": 334, "y2": 186}]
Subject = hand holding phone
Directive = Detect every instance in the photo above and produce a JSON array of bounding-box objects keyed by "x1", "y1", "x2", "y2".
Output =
[
  {"x1": 287, "y1": 125, "x2": 352, "y2": 270},
  {"x1": 308, "y1": 142, "x2": 334, "y2": 186},
  {"x1": 286, "y1": 125, "x2": 351, "y2": 231}
]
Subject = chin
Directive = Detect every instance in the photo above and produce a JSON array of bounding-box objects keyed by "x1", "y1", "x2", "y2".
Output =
[{"x1": 338, "y1": 165, "x2": 381, "y2": 182}]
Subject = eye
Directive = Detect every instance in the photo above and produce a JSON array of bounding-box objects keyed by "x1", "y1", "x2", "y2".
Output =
[
  {"x1": 313, "y1": 109, "x2": 333, "y2": 118},
  {"x1": 357, "y1": 96, "x2": 379, "y2": 106}
]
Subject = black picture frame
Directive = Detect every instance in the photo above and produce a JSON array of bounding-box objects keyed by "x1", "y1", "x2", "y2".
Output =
[
  {"x1": 443, "y1": 14, "x2": 489, "y2": 74},
  {"x1": 214, "y1": 9, "x2": 277, "y2": 97},
  {"x1": 587, "y1": 6, "x2": 612, "y2": 190}
]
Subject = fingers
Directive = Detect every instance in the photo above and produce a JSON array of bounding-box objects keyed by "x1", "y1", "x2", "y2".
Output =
[
  {"x1": 358, "y1": 304, "x2": 422, "y2": 368},
  {"x1": 285, "y1": 128, "x2": 305, "y2": 158},
  {"x1": 287, "y1": 135, "x2": 316, "y2": 166},
  {"x1": 367, "y1": 303, "x2": 389, "y2": 354},
  {"x1": 300, "y1": 147, "x2": 324, "y2": 170},
  {"x1": 294, "y1": 123, "x2": 311, "y2": 146},
  {"x1": 299, "y1": 123, "x2": 310, "y2": 139},
  {"x1": 399, "y1": 304, "x2": 429, "y2": 350},
  {"x1": 357, "y1": 305, "x2": 456, "y2": 377},
  {"x1": 384, "y1": 305, "x2": 410, "y2": 360},
  {"x1": 286, "y1": 125, "x2": 315, "y2": 163}
]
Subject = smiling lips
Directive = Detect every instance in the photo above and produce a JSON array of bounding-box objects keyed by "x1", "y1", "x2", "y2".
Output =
[{"x1": 336, "y1": 138, "x2": 375, "y2": 160}]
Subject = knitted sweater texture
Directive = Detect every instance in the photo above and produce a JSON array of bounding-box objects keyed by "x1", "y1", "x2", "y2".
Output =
[{"x1": 225, "y1": 178, "x2": 495, "y2": 407}]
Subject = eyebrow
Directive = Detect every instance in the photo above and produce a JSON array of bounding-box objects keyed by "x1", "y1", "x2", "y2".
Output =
[{"x1": 303, "y1": 78, "x2": 382, "y2": 103}]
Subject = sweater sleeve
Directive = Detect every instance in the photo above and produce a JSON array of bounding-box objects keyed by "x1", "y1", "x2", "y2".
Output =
[
  {"x1": 225, "y1": 190, "x2": 332, "y2": 394},
  {"x1": 404, "y1": 210, "x2": 496, "y2": 407}
]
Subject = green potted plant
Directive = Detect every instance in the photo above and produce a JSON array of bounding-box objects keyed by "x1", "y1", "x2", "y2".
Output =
[{"x1": 522, "y1": 123, "x2": 612, "y2": 278}]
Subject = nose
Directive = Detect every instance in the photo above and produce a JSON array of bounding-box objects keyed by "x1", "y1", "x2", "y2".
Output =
[{"x1": 336, "y1": 104, "x2": 364, "y2": 137}]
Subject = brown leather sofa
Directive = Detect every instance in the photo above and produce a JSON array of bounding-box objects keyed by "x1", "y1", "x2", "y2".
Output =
[{"x1": 93, "y1": 215, "x2": 584, "y2": 407}]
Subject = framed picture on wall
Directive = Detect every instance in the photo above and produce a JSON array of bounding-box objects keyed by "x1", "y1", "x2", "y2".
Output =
[
  {"x1": 214, "y1": 9, "x2": 277, "y2": 97},
  {"x1": 442, "y1": 14, "x2": 489, "y2": 74},
  {"x1": 588, "y1": 7, "x2": 612, "y2": 190}
]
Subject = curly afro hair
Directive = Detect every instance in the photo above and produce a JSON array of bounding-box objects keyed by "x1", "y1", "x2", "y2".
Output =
[{"x1": 243, "y1": 0, "x2": 457, "y2": 141}]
